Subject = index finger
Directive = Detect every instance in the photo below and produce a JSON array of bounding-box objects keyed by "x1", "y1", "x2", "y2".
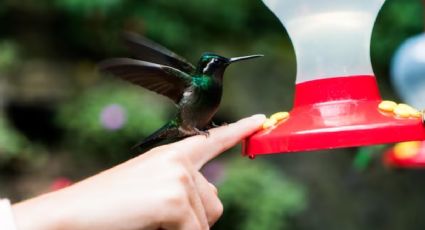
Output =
[{"x1": 171, "y1": 114, "x2": 266, "y2": 169}]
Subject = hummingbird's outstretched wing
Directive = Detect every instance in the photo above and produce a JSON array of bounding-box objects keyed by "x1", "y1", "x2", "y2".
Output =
[
  {"x1": 124, "y1": 32, "x2": 196, "y2": 74},
  {"x1": 99, "y1": 58, "x2": 192, "y2": 103}
]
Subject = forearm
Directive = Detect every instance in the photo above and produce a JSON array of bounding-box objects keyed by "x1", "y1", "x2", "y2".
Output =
[
  {"x1": 12, "y1": 191, "x2": 72, "y2": 230},
  {"x1": 8, "y1": 115, "x2": 265, "y2": 230}
]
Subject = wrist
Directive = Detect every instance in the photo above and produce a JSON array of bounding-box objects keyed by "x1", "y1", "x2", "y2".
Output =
[{"x1": 12, "y1": 191, "x2": 72, "y2": 230}]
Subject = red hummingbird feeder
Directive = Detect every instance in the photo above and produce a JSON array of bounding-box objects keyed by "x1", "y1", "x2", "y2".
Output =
[
  {"x1": 384, "y1": 141, "x2": 425, "y2": 169},
  {"x1": 243, "y1": 0, "x2": 425, "y2": 158}
]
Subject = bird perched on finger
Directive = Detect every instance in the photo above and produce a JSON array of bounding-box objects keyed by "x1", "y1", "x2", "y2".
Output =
[{"x1": 99, "y1": 32, "x2": 263, "y2": 150}]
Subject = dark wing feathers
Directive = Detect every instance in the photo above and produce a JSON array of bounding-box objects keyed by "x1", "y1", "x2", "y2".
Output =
[
  {"x1": 124, "y1": 32, "x2": 196, "y2": 74},
  {"x1": 99, "y1": 58, "x2": 192, "y2": 103}
]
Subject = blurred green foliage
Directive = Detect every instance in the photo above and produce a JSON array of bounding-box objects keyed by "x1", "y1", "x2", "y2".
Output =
[
  {"x1": 352, "y1": 145, "x2": 388, "y2": 172},
  {"x1": 0, "y1": 115, "x2": 27, "y2": 163},
  {"x1": 372, "y1": 0, "x2": 424, "y2": 78},
  {"x1": 0, "y1": 40, "x2": 20, "y2": 73},
  {"x1": 216, "y1": 158, "x2": 306, "y2": 230},
  {"x1": 57, "y1": 82, "x2": 170, "y2": 161},
  {"x1": 55, "y1": 0, "x2": 123, "y2": 15},
  {"x1": 0, "y1": 0, "x2": 424, "y2": 229}
]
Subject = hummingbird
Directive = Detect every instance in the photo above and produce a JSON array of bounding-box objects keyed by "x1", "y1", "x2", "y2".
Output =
[{"x1": 99, "y1": 32, "x2": 263, "y2": 150}]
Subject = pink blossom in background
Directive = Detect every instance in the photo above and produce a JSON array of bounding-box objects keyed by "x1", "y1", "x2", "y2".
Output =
[
  {"x1": 201, "y1": 161, "x2": 226, "y2": 185},
  {"x1": 100, "y1": 104, "x2": 127, "y2": 130},
  {"x1": 49, "y1": 177, "x2": 73, "y2": 191}
]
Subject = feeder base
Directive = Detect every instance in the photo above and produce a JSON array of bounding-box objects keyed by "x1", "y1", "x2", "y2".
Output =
[
  {"x1": 384, "y1": 141, "x2": 425, "y2": 168},
  {"x1": 243, "y1": 76, "x2": 425, "y2": 158}
]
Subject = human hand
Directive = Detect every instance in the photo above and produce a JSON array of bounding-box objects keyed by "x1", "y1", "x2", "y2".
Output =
[{"x1": 12, "y1": 114, "x2": 266, "y2": 230}]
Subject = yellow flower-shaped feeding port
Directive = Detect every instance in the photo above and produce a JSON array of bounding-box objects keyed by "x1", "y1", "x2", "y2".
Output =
[
  {"x1": 270, "y1": 112, "x2": 289, "y2": 121},
  {"x1": 262, "y1": 118, "x2": 278, "y2": 129},
  {"x1": 378, "y1": 100, "x2": 397, "y2": 112},
  {"x1": 393, "y1": 104, "x2": 412, "y2": 118},
  {"x1": 378, "y1": 101, "x2": 422, "y2": 119},
  {"x1": 393, "y1": 141, "x2": 421, "y2": 159},
  {"x1": 262, "y1": 112, "x2": 290, "y2": 129}
]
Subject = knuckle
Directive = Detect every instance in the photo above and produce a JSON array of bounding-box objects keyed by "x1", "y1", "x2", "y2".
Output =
[
  {"x1": 163, "y1": 157, "x2": 194, "y2": 187},
  {"x1": 169, "y1": 166, "x2": 194, "y2": 196},
  {"x1": 176, "y1": 167, "x2": 192, "y2": 186},
  {"x1": 165, "y1": 186, "x2": 189, "y2": 209}
]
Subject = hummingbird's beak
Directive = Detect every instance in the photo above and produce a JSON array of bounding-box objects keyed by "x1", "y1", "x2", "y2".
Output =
[{"x1": 229, "y1": 54, "x2": 264, "y2": 63}]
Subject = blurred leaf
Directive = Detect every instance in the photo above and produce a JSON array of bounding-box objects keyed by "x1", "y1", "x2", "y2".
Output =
[
  {"x1": 0, "y1": 114, "x2": 28, "y2": 163},
  {"x1": 54, "y1": 0, "x2": 123, "y2": 15},
  {"x1": 0, "y1": 40, "x2": 20, "y2": 74},
  {"x1": 215, "y1": 158, "x2": 306, "y2": 230},
  {"x1": 372, "y1": 0, "x2": 423, "y2": 76},
  {"x1": 56, "y1": 82, "x2": 171, "y2": 161},
  {"x1": 352, "y1": 145, "x2": 387, "y2": 172}
]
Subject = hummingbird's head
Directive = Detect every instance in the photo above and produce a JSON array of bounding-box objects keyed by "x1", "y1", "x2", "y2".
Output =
[{"x1": 196, "y1": 53, "x2": 263, "y2": 76}]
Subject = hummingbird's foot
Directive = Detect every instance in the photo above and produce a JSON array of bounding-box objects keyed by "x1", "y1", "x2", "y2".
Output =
[
  {"x1": 178, "y1": 127, "x2": 210, "y2": 137},
  {"x1": 210, "y1": 122, "x2": 220, "y2": 128},
  {"x1": 207, "y1": 121, "x2": 228, "y2": 129},
  {"x1": 194, "y1": 128, "x2": 210, "y2": 137},
  {"x1": 206, "y1": 122, "x2": 219, "y2": 129}
]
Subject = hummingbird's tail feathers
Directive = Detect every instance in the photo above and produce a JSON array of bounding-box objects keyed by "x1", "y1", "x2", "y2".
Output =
[{"x1": 131, "y1": 121, "x2": 179, "y2": 152}]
